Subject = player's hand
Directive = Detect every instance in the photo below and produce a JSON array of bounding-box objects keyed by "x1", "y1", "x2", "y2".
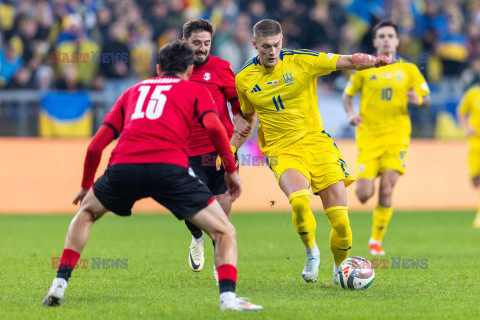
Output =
[
  {"x1": 407, "y1": 87, "x2": 421, "y2": 105},
  {"x1": 224, "y1": 171, "x2": 242, "y2": 202},
  {"x1": 465, "y1": 126, "x2": 477, "y2": 137},
  {"x1": 73, "y1": 188, "x2": 89, "y2": 205},
  {"x1": 233, "y1": 114, "x2": 251, "y2": 138},
  {"x1": 348, "y1": 112, "x2": 362, "y2": 127},
  {"x1": 376, "y1": 54, "x2": 396, "y2": 67}
]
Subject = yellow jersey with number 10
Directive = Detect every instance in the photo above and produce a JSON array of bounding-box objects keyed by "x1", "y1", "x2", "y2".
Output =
[
  {"x1": 344, "y1": 59, "x2": 430, "y2": 148},
  {"x1": 235, "y1": 49, "x2": 340, "y2": 156}
]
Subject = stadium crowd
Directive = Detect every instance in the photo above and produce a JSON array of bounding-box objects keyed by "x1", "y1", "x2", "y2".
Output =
[{"x1": 1, "y1": 0, "x2": 480, "y2": 137}]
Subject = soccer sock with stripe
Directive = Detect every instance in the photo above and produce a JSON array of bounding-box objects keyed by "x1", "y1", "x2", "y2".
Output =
[
  {"x1": 185, "y1": 220, "x2": 203, "y2": 239},
  {"x1": 288, "y1": 189, "x2": 317, "y2": 251},
  {"x1": 56, "y1": 248, "x2": 80, "y2": 281},
  {"x1": 217, "y1": 264, "x2": 237, "y2": 294},
  {"x1": 371, "y1": 205, "x2": 393, "y2": 242},
  {"x1": 325, "y1": 206, "x2": 352, "y2": 266}
]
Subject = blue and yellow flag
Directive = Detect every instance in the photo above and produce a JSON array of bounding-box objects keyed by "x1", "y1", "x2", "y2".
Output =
[{"x1": 40, "y1": 92, "x2": 92, "y2": 137}]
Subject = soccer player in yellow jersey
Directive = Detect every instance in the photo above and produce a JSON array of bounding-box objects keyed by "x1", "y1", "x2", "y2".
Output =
[
  {"x1": 342, "y1": 20, "x2": 431, "y2": 255},
  {"x1": 232, "y1": 19, "x2": 394, "y2": 284},
  {"x1": 457, "y1": 84, "x2": 480, "y2": 228}
]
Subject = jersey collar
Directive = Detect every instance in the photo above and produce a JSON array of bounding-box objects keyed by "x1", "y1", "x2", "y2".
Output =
[{"x1": 254, "y1": 55, "x2": 283, "y2": 74}]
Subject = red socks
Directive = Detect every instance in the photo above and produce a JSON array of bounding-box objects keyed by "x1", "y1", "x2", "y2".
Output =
[{"x1": 217, "y1": 264, "x2": 237, "y2": 293}]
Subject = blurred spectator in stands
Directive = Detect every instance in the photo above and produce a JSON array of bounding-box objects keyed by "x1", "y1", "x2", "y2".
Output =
[
  {"x1": 6, "y1": 66, "x2": 34, "y2": 89},
  {"x1": 35, "y1": 65, "x2": 55, "y2": 91},
  {"x1": 461, "y1": 54, "x2": 480, "y2": 91},
  {"x1": 436, "y1": 3, "x2": 469, "y2": 77},
  {"x1": 91, "y1": 6, "x2": 112, "y2": 45},
  {"x1": 389, "y1": 0, "x2": 419, "y2": 57},
  {"x1": 217, "y1": 13, "x2": 257, "y2": 72},
  {"x1": 34, "y1": 0, "x2": 54, "y2": 40},
  {"x1": 146, "y1": 1, "x2": 169, "y2": 44},
  {"x1": 0, "y1": 36, "x2": 23, "y2": 87},
  {"x1": 248, "y1": 0, "x2": 268, "y2": 25},
  {"x1": 130, "y1": 21, "x2": 155, "y2": 79},
  {"x1": 16, "y1": 16, "x2": 38, "y2": 63},
  {"x1": 273, "y1": 0, "x2": 306, "y2": 49},
  {"x1": 201, "y1": 0, "x2": 224, "y2": 25},
  {"x1": 56, "y1": 64, "x2": 84, "y2": 91},
  {"x1": 99, "y1": 22, "x2": 130, "y2": 82},
  {"x1": 0, "y1": 0, "x2": 15, "y2": 36},
  {"x1": 166, "y1": 0, "x2": 187, "y2": 30},
  {"x1": 307, "y1": 0, "x2": 347, "y2": 52},
  {"x1": 54, "y1": 14, "x2": 100, "y2": 86}
]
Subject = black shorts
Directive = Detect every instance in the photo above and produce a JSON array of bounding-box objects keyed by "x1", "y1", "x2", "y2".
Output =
[
  {"x1": 188, "y1": 151, "x2": 239, "y2": 195},
  {"x1": 93, "y1": 163, "x2": 214, "y2": 219}
]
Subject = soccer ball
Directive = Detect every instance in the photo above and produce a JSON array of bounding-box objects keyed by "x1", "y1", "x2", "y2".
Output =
[{"x1": 336, "y1": 256, "x2": 375, "y2": 290}]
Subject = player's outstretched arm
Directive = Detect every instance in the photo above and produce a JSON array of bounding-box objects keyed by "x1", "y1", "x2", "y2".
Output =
[
  {"x1": 336, "y1": 54, "x2": 395, "y2": 71},
  {"x1": 202, "y1": 112, "x2": 242, "y2": 201},
  {"x1": 231, "y1": 112, "x2": 257, "y2": 150},
  {"x1": 341, "y1": 92, "x2": 362, "y2": 127},
  {"x1": 74, "y1": 125, "x2": 115, "y2": 204}
]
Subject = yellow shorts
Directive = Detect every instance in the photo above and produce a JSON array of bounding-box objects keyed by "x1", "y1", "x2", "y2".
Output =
[
  {"x1": 468, "y1": 149, "x2": 480, "y2": 177},
  {"x1": 356, "y1": 145, "x2": 408, "y2": 179},
  {"x1": 267, "y1": 130, "x2": 355, "y2": 194}
]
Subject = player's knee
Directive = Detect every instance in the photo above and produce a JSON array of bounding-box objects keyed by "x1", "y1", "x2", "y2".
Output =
[
  {"x1": 356, "y1": 188, "x2": 373, "y2": 204},
  {"x1": 379, "y1": 183, "x2": 393, "y2": 199},
  {"x1": 213, "y1": 221, "x2": 236, "y2": 242}
]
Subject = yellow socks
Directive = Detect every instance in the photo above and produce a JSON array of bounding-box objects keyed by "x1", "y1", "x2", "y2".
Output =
[
  {"x1": 288, "y1": 190, "x2": 316, "y2": 249},
  {"x1": 371, "y1": 205, "x2": 394, "y2": 241},
  {"x1": 325, "y1": 206, "x2": 352, "y2": 266}
]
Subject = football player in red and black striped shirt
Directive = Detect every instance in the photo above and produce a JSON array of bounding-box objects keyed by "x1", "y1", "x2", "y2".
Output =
[
  {"x1": 181, "y1": 19, "x2": 252, "y2": 277},
  {"x1": 43, "y1": 41, "x2": 262, "y2": 311}
]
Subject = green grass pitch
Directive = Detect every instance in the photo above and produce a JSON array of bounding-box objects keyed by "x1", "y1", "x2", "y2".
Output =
[{"x1": 0, "y1": 210, "x2": 479, "y2": 319}]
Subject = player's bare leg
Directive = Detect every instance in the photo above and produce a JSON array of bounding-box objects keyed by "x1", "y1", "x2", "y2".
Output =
[
  {"x1": 279, "y1": 169, "x2": 320, "y2": 282},
  {"x1": 318, "y1": 181, "x2": 352, "y2": 284},
  {"x1": 43, "y1": 190, "x2": 108, "y2": 306},
  {"x1": 188, "y1": 200, "x2": 262, "y2": 311},
  {"x1": 212, "y1": 193, "x2": 232, "y2": 282},
  {"x1": 187, "y1": 192, "x2": 232, "y2": 273},
  {"x1": 472, "y1": 176, "x2": 480, "y2": 228},
  {"x1": 355, "y1": 178, "x2": 375, "y2": 204},
  {"x1": 369, "y1": 170, "x2": 400, "y2": 255}
]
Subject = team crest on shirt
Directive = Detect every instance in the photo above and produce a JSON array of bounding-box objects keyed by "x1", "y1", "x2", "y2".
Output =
[
  {"x1": 283, "y1": 72, "x2": 294, "y2": 86},
  {"x1": 203, "y1": 72, "x2": 211, "y2": 81},
  {"x1": 395, "y1": 71, "x2": 403, "y2": 81}
]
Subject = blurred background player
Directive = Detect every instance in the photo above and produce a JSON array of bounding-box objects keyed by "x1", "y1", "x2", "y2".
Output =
[
  {"x1": 233, "y1": 19, "x2": 394, "y2": 283},
  {"x1": 457, "y1": 82, "x2": 480, "y2": 228},
  {"x1": 43, "y1": 41, "x2": 262, "y2": 311},
  {"x1": 181, "y1": 19, "x2": 250, "y2": 279},
  {"x1": 342, "y1": 20, "x2": 431, "y2": 255}
]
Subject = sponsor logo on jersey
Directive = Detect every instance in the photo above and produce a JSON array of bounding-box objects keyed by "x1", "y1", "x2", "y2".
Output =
[
  {"x1": 203, "y1": 72, "x2": 211, "y2": 81},
  {"x1": 251, "y1": 84, "x2": 262, "y2": 93}
]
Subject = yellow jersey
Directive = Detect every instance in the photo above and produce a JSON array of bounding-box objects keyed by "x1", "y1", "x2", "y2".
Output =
[
  {"x1": 457, "y1": 85, "x2": 480, "y2": 149},
  {"x1": 344, "y1": 59, "x2": 430, "y2": 148},
  {"x1": 235, "y1": 49, "x2": 339, "y2": 156}
]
